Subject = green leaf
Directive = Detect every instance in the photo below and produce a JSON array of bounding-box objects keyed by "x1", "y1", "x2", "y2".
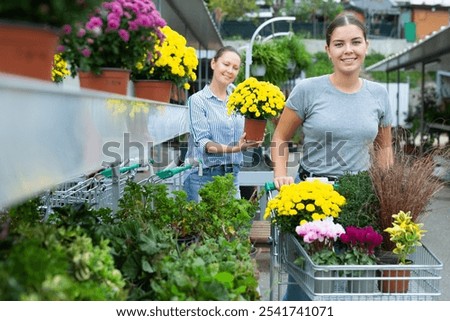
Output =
[{"x1": 214, "y1": 271, "x2": 234, "y2": 284}]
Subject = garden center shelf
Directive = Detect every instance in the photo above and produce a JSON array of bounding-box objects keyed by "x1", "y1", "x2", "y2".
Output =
[
  {"x1": 270, "y1": 232, "x2": 443, "y2": 301},
  {"x1": 0, "y1": 73, "x2": 188, "y2": 209}
]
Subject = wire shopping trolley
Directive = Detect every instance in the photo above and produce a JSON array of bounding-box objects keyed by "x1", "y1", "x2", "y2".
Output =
[
  {"x1": 137, "y1": 158, "x2": 202, "y2": 191},
  {"x1": 264, "y1": 181, "x2": 443, "y2": 301},
  {"x1": 41, "y1": 163, "x2": 140, "y2": 217}
]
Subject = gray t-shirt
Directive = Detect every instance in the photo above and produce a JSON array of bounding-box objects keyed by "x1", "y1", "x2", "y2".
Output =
[{"x1": 286, "y1": 75, "x2": 393, "y2": 176}]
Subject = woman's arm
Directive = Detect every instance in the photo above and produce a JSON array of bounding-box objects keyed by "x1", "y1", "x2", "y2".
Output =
[
  {"x1": 374, "y1": 125, "x2": 394, "y2": 169},
  {"x1": 205, "y1": 133, "x2": 260, "y2": 154},
  {"x1": 271, "y1": 107, "x2": 303, "y2": 188}
]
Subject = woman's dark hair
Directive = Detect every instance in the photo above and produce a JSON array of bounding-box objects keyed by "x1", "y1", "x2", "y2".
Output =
[
  {"x1": 326, "y1": 14, "x2": 367, "y2": 46},
  {"x1": 213, "y1": 45, "x2": 240, "y2": 61}
]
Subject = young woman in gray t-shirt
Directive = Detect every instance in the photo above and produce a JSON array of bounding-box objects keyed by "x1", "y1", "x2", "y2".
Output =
[
  {"x1": 271, "y1": 13, "x2": 394, "y2": 301},
  {"x1": 272, "y1": 13, "x2": 393, "y2": 189}
]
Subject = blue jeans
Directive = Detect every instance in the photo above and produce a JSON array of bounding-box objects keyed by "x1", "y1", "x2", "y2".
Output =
[
  {"x1": 183, "y1": 164, "x2": 241, "y2": 202},
  {"x1": 283, "y1": 274, "x2": 311, "y2": 301}
]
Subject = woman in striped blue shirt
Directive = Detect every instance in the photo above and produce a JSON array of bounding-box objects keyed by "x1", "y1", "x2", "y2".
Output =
[{"x1": 183, "y1": 46, "x2": 260, "y2": 202}]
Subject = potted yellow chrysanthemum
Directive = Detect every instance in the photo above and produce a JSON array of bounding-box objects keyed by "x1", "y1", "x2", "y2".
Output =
[
  {"x1": 264, "y1": 180, "x2": 346, "y2": 234},
  {"x1": 227, "y1": 77, "x2": 285, "y2": 141},
  {"x1": 131, "y1": 25, "x2": 198, "y2": 102}
]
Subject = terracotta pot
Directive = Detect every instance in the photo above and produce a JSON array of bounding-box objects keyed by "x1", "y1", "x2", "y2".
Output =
[
  {"x1": 379, "y1": 269, "x2": 411, "y2": 293},
  {"x1": 78, "y1": 68, "x2": 130, "y2": 95},
  {"x1": 133, "y1": 80, "x2": 172, "y2": 103},
  {"x1": 0, "y1": 22, "x2": 58, "y2": 81},
  {"x1": 244, "y1": 118, "x2": 267, "y2": 142}
]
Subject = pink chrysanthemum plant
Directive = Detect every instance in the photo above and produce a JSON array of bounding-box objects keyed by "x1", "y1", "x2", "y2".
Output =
[
  {"x1": 58, "y1": 0, "x2": 166, "y2": 76},
  {"x1": 340, "y1": 226, "x2": 383, "y2": 265},
  {"x1": 295, "y1": 217, "x2": 345, "y2": 265}
]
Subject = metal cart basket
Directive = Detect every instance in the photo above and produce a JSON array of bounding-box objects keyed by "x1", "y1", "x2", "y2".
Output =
[
  {"x1": 41, "y1": 163, "x2": 140, "y2": 214},
  {"x1": 265, "y1": 182, "x2": 443, "y2": 301}
]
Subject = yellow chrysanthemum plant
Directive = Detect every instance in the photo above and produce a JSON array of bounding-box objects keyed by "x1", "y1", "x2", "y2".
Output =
[
  {"x1": 51, "y1": 53, "x2": 70, "y2": 83},
  {"x1": 264, "y1": 180, "x2": 346, "y2": 234},
  {"x1": 132, "y1": 26, "x2": 198, "y2": 90},
  {"x1": 384, "y1": 210, "x2": 427, "y2": 264},
  {"x1": 227, "y1": 77, "x2": 285, "y2": 120}
]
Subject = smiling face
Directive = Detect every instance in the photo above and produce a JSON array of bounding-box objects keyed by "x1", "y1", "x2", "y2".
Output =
[
  {"x1": 211, "y1": 50, "x2": 241, "y2": 87},
  {"x1": 325, "y1": 14, "x2": 368, "y2": 77},
  {"x1": 326, "y1": 24, "x2": 368, "y2": 76}
]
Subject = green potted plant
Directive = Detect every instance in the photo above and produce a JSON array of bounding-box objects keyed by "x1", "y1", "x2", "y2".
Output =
[
  {"x1": 131, "y1": 25, "x2": 198, "y2": 102},
  {"x1": 0, "y1": 1, "x2": 102, "y2": 81},
  {"x1": 336, "y1": 171, "x2": 380, "y2": 229},
  {"x1": 58, "y1": 0, "x2": 166, "y2": 94},
  {"x1": 384, "y1": 210, "x2": 426, "y2": 265},
  {"x1": 274, "y1": 35, "x2": 312, "y2": 79},
  {"x1": 249, "y1": 41, "x2": 289, "y2": 86}
]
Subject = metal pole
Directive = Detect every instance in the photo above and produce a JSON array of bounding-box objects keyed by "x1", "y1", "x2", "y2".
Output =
[{"x1": 245, "y1": 16, "x2": 296, "y2": 79}]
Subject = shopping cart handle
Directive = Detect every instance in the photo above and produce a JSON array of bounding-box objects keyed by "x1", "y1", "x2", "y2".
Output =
[
  {"x1": 265, "y1": 182, "x2": 276, "y2": 192},
  {"x1": 156, "y1": 164, "x2": 192, "y2": 179},
  {"x1": 100, "y1": 163, "x2": 140, "y2": 178}
]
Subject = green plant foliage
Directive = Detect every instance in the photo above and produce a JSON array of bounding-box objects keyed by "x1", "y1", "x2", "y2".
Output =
[
  {"x1": 0, "y1": 173, "x2": 260, "y2": 301},
  {"x1": 335, "y1": 171, "x2": 380, "y2": 229},
  {"x1": 305, "y1": 52, "x2": 333, "y2": 77},
  {"x1": 236, "y1": 35, "x2": 312, "y2": 87},
  {"x1": 117, "y1": 182, "x2": 204, "y2": 239},
  {"x1": 97, "y1": 220, "x2": 174, "y2": 300},
  {"x1": 274, "y1": 35, "x2": 312, "y2": 78},
  {"x1": 0, "y1": 222, "x2": 126, "y2": 300},
  {"x1": 151, "y1": 237, "x2": 260, "y2": 300},
  {"x1": 206, "y1": 0, "x2": 258, "y2": 21},
  {"x1": 197, "y1": 174, "x2": 257, "y2": 241}
]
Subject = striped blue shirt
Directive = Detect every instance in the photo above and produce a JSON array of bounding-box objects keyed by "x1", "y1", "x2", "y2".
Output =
[{"x1": 185, "y1": 85, "x2": 244, "y2": 168}]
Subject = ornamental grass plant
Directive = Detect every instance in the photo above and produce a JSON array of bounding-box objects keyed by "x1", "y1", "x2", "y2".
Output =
[
  {"x1": 131, "y1": 25, "x2": 198, "y2": 90},
  {"x1": 58, "y1": 0, "x2": 166, "y2": 76},
  {"x1": 369, "y1": 149, "x2": 444, "y2": 249},
  {"x1": 227, "y1": 77, "x2": 285, "y2": 120}
]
